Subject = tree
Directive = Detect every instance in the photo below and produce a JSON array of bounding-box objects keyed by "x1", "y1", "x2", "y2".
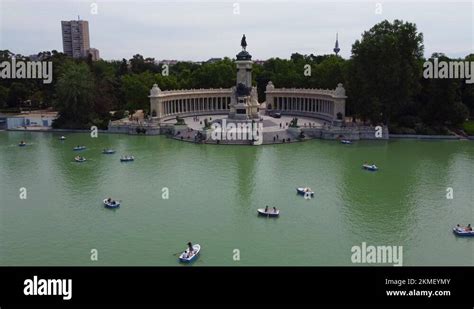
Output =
[
  {"x1": 0, "y1": 85, "x2": 9, "y2": 108},
  {"x1": 461, "y1": 54, "x2": 474, "y2": 117},
  {"x1": 189, "y1": 59, "x2": 235, "y2": 89},
  {"x1": 462, "y1": 83, "x2": 474, "y2": 117},
  {"x1": 130, "y1": 54, "x2": 145, "y2": 74},
  {"x1": 7, "y1": 82, "x2": 29, "y2": 108},
  {"x1": 129, "y1": 54, "x2": 159, "y2": 74},
  {"x1": 118, "y1": 58, "x2": 129, "y2": 76},
  {"x1": 30, "y1": 90, "x2": 44, "y2": 107},
  {"x1": 53, "y1": 62, "x2": 95, "y2": 128},
  {"x1": 348, "y1": 20, "x2": 424, "y2": 124},
  {"x1": 121, "y1": 72, "x2": 156, "y2": 111},
  {"x1": 418, "y1": 54, "x2": 469, "y2": 128},
  {"x1": 312, "y1": 55, "x2": 347, "y2": 89}
]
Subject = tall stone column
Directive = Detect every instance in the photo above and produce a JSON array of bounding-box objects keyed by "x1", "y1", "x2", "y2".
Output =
[
  {"x1": 265, "y1": 81, "x2": 275, "y2": 111},
  {"x1": 149, "y1": 84, "x2": 162, "y2": 121},
  {"x1": 333, "y1": 83, "x2": 347, "y2": 122}
]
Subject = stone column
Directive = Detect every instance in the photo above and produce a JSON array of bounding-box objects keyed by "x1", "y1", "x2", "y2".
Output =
[
  {"x1": 149, "y1": 84, "x2": 162, "y2": 121},
  {"x1": 265, "y1": 81, "x2": 275, "y2": 112}
]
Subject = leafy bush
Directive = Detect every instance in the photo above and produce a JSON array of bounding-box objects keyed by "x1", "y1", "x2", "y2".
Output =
[
  {"x1": 448, "y1": 102, "x2": 469, "y2": 126},
  {"x1": 93, "y1": 115, "x2": 112, "y2": 130},
  {"x1": 112, "y1": 110, "x2": 126, "y2": 120},
  {"x1": 397, "y1": 115, "x2": 421, "y2": 129},
  {"x1": 414, "y1": 124, "x2": 450, "y2": 135},
  {"x1": 389, "y1": 125, "x2": 416, "y2": 134}
]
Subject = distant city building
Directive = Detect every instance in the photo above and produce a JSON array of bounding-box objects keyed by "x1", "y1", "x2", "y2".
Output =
[
  {"x1": 157, "y1": 60, "x2": 179, "y2": 66},
  {"x1": 61, "y1": 19, "x2": 90, "y2": 58},
  {"x1": 28, "y1": 54, "x2": 43, "y2": 61},
  {"x1": 87, "y1": 48, "x2": 100, "y2": 61},
  {"x1": 206, "y1": 58, "x2": 222, "y2": 64},
  {"x1": 144, "y1": 58, "x2": 156, "y2": 64},
  {"x1": 28, "y1": 51, "x2": 57, "y2": 61},
  {"x1": 3, "y1": 51, "x2": 15, "y2": 58},
  {"x1": 6, "y1": 111, "x2": 58, "y2": 130}
]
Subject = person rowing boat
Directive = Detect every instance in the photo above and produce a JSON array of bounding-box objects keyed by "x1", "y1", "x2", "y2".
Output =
[
  {"x1": 457, "y1": 224, "x2": 472, "y2": 231},
  {"x1": 178, "y1": 243, "x2": 201, "y2": 263},
  {"x1": 183, "y1": 242, "x2": 195, "y2": 258},
  {"x1": 107, "y1": 197, "x2": 118, "y2": 205},
  {"x1": 103, "y1": 198, "x2": 120, "y2": 208}
]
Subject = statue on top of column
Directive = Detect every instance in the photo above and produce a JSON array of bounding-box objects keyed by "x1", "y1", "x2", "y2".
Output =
[{"x1": 241, "y1": 34, "x2": 247, "y2": 51}]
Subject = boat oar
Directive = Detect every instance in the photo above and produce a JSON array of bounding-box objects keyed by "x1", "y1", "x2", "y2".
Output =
[{"x1": 173, "y1": 250, "x2": 184, "y2": 256}]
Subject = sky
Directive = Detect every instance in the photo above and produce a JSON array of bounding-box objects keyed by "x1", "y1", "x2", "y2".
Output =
[{"x1": 0, "y1": 0, "x2": 472, "y2": 61}]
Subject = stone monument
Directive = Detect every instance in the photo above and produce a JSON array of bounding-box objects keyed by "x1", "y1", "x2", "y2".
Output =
[{"x1": 228, "y1": 34, "x2": 260, "y2": 120}]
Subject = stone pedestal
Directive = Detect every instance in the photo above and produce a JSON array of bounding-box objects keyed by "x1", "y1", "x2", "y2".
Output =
[
  {"x1": 229, "y1": 45, "x2": 260, "y2": 120},
  {"x1": 332, "y1": 119, "x2": 344, "y2": 127}
]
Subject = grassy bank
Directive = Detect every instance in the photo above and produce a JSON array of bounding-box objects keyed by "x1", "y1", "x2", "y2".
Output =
[{"x1": 463, "y1": 120, "x2": 474, "y2": 136}]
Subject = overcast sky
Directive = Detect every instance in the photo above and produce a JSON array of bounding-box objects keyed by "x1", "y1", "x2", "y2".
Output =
[{"x1": 0, "y1": 0, "x2": 472, "y2": 61}]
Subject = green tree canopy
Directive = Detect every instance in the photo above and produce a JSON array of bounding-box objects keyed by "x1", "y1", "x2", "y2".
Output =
[
  {"x1": 348, "y1": 19, "x2": 424, "y2": 124},
  {"x1": 53, "y1": 62, "x2": 95, "y2": 128}
]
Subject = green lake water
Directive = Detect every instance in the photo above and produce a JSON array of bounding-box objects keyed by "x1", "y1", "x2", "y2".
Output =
[{"x1": 0, "y1": 131, "x2": 473, "y2": 266}]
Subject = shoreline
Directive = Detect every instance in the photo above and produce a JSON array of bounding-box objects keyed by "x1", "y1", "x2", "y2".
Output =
[
  {"x1": 4, "y1": 128, "x2": 473, "y2": 141},
  {"x1": 388, "y1": 134, "x2": 468, "y2": 140}
]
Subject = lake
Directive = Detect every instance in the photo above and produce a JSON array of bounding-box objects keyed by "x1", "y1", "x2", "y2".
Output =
[{"x1": 0, "y1": 131, "x2": 473, "y2": 266}]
